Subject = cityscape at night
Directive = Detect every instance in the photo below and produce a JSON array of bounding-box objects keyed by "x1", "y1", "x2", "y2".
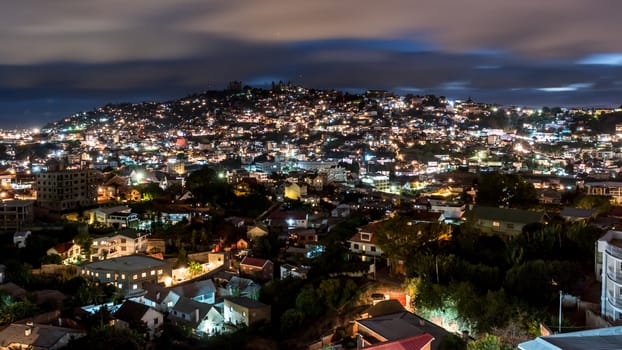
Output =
[{"x1": 1, "y1": 1, "x2": 622, "y2": 350}]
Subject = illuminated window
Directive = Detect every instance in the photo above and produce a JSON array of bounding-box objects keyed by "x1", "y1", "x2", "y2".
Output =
[
  {"x1": 151, "y1": 270, "x2": 155, "y2": 276},
  {"x1": 492, "y1": 221, "x2": 500, "y2": 228},
  {"x1": 133, "y1": 274, "x2": 138, "y2": 280},
  {"x1": 133, "y1": 284, "x2": 138, "y2": 290},
  {"x1": 141, "y1": 272, "x2": 147, "y2": 278},
  {"x1": 106, "y1": 273, "x2": 111, "y2": 278},
  {"x1": 121, "y1": 274, "x2": 126, "y2": 279},
  {"x1": 118, "y1": 283, "x2": 123, "y2": 289},
  {"x1": 158, "y1": 270, "x2": 163, "y2": 275}
]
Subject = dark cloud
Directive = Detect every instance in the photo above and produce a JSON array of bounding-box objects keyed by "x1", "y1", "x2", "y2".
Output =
[{"x1": 1, "y1": 1, "x2": 622, "y2": 128}]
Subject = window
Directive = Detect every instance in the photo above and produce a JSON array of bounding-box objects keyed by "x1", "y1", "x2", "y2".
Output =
[
  {"x1": 118, "y1": 283, "x2": 123, "y2": 289},
  {"x1": 151, "y1": 270, "x2": 155, "y2": 276},
  {"x1": 121, "y1": 274, "x2": 126, "y2": 279},
  {"x1": 506, "y1": 223, "x2": 514, "y2": 229},
  {"x1": 360, "y1": 233, "x2": 371, "y2": 241},
  {"x1": 371, "y1": 246, "x2": 376, "y2": 252},
  {"x1": 106, "y1": 273, "x2": 111, "y2": 278},
  {"x1": 153, "y1": 318, "x2": 159, "y2": 325},
  {"x1": 133, "y1": 274, "x2": 138, "y2": 280},
  {"x1": 353, "y1": 243, "x2": 360, "y2": 250},
  {"x1": 158, "y1": 270, "x2": 163, "y2": 275},
  {"x1": 133, "y1": 284, "x2": 138, "y2": 290},
  {"x1": 141, "y1": 272, "x2": 147, "y2": 278},
  {"x1": 492, "y1": 221, "x2": 500, "y2": 228}
]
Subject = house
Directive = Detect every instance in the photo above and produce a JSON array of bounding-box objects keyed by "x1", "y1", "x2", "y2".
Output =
[
  {"x1": 280, "y1": 263, "x2": 310, "y2": 280},
  {"x1": 560, "y1": 207, "x2": 597, "y2": 222},
  {"x1": 291, "y1": 228, "x2": 318, "y2": 245},
  {"x1": 223, "y1": 296, "x2": 271, "y2": 327},
  {"x1": 348, "y1": 220, "x2": 385, "y2": 259},
  {"x1": 364, "y1": 334, "x2": 435, "y2": 350},
  {"x1": 90, "y1": 229, "x2": 150, "y2": 261},
  {"x1": 518, "y1": 325, "x2": 622, "y2": 350},
  {"x1": 266, "y1": 209, "x2": 309, "y2": 231},
  {"x1": 466, "y1": 205, "x2": 548, "y2": 238},
  {"x1": 171, "y1": 279, "x2": 217, "y2": 304},
  {"x1": 169, "y1": 297, "x2": 224, "y2": 336},
  {"x1": 331, "y1": 204, "x2": 351, "y2": 218},
  {"x1": 47, "y1": 241, "x2": 82, "y2": 264},
  {"x1": 130, "y1": 281, "x2": 180, "y2": 313},
  {"x1": 114, "y1": 300, "x2": 164, "y2": 340},
  {"x1": 220, "y1": 276, "x2": 261, "y2": 299},
  {"x1": 0, "y1": 282, "x2": 26, "y2": 299},
  {"x1": 0, "y1": 322, "x2": 86, "y2": 350},
  {"x1": 585, "y1": 182, "x2": 622, "y2": 204},
  {"x1": 247, "y1": 224, "x2": 269, "y2": 240},
  {"x1": 354, "y1": 310, "x2": 452, "y2": 350},
  {"x1": 240, "y1": 256, "x2": 274, "y2": 280},
  {"x1": 234, "y1": 238, "x2": 249, "y2": 251},
  {"x1": 89, "y1": 205, "x2": 138, "y2": 228}
]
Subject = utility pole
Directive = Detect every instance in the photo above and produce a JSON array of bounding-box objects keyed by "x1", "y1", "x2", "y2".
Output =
[{"x1": 558, "y1": 290, "x2": 563, "y2": 333}]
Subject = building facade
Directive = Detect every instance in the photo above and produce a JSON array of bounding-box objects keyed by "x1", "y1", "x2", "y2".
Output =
[
  {"x1": 0, "y1": 200, "x2": 34, "y2": 232},
  {"x1": 36, "y1": 169, "x2": 101, "y2": 212},
  {"x1": 597, "y1": 230, "x2": 622, "y2": 320},
  {"x1": 78, "y1": 255, "x2": 172, "y2": 296}
]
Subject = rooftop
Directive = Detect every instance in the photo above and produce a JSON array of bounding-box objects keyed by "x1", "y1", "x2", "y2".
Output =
[{"x1": 82, "y1": 255, "x2": 170, "y2": 272}]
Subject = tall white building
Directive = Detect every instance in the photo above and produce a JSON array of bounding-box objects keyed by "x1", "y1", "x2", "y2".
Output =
[{"x1": 596, "y1": 230, "x2": 622, "y2": 320}]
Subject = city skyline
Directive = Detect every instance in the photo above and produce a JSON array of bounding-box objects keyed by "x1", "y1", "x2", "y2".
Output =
[{"x1": 2, "y1": 0, "x2": 622, "y2": 128}]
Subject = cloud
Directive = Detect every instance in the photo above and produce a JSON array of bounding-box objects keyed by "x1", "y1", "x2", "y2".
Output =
[{"x1": 1, "y1": 0, "x2": 621, "y2": 64}]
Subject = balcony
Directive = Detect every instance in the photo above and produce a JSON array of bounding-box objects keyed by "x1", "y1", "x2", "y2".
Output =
[
  {"x1": 607, "y1": 267, "x2": 622, "y2": 284},
  {"x1": 606, "y1": 244, "x2": 622, "y2": 259},
  {"x1": 608, "y1": 292, "x2": 622, "y2": 315}
]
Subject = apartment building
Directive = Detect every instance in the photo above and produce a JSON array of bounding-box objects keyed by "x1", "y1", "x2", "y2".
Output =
[{"x1": 36, "y1": 168, "x2": 101, "y2": 212}]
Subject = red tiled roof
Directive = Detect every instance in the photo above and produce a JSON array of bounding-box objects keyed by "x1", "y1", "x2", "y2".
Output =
[
  {"x1": 359, "y1": 220, "x2": 388, "y2": 234},
  {"x1": 240, "y1": 256, "x2": 270, "y2": 268},
  {"x1": 52, "y1": 242, "x2": 77, "y2": 254},
  {"x1": 348, "y1": 232, "x2": 379, "y2": 244},
  {"x1": 365, "y1": 334, "x2": 434, "y2": 350}
]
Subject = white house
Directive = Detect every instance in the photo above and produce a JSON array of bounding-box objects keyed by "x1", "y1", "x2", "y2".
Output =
[
  {"x1": 114, "y1": 300, "x2": 164, "y2": 340},
  {"x1": 597, "y1": 230, "x2": 622, "y2": 320},
  {"x1": 347, "y1": 220, "x2": 385, "y2": 259},
  {"x1": 91, "y1": 229, "x2": 150, "y2": 261}
]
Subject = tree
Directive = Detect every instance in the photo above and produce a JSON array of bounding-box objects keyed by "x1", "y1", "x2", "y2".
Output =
[
  {"x1": 188, "y1": 260, "x2": 202, "y2": 278},
  {"x1": 317, "y1": 279, "x2": 341, "y2": 308},
  {"x1": 280, "y1": 308, "x2": 305, "y2": 334},
  {"x1": 295, "y1": 286, "x2": 322, "y2": 318},
  {"x1": 467, "y1": 334, "x2": 513, "y2": 350},
  {"x1": 73, "y1": 231, "x2": 93, "y2": 261},
  {"x1": 476, "y1": 173, "x2": 537, "y2": 208}
]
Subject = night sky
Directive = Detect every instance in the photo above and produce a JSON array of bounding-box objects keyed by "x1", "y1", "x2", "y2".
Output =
[{"x1": 2, "y1": 0, "x2": 622, "y2": 128}]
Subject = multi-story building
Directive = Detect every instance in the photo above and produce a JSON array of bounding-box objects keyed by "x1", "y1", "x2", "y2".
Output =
[
  {"x1": 0, "y1": 200, "x2": 33, "y2": 232},
  {"x1": 90, "y1": 206, "x2": 139, "y2": 228},
  {"x1": 223, "y1": 296, "x2": 271, "y2": 327},
  {"x1": 35, "y1": 168, "x2": 101, "y2": 212},
  {"x1": 585, "y1": 182, "x2": 622, "y2": 205},
  {"x1": 78, "y1": 255, "x2": 172, "y2": 296},
  {"x1": 596, "y1": 230, "x2": 622, "y2": 320},
  {"x1": 90, "y1": 229, "x2": 150, "y2": 261}
]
